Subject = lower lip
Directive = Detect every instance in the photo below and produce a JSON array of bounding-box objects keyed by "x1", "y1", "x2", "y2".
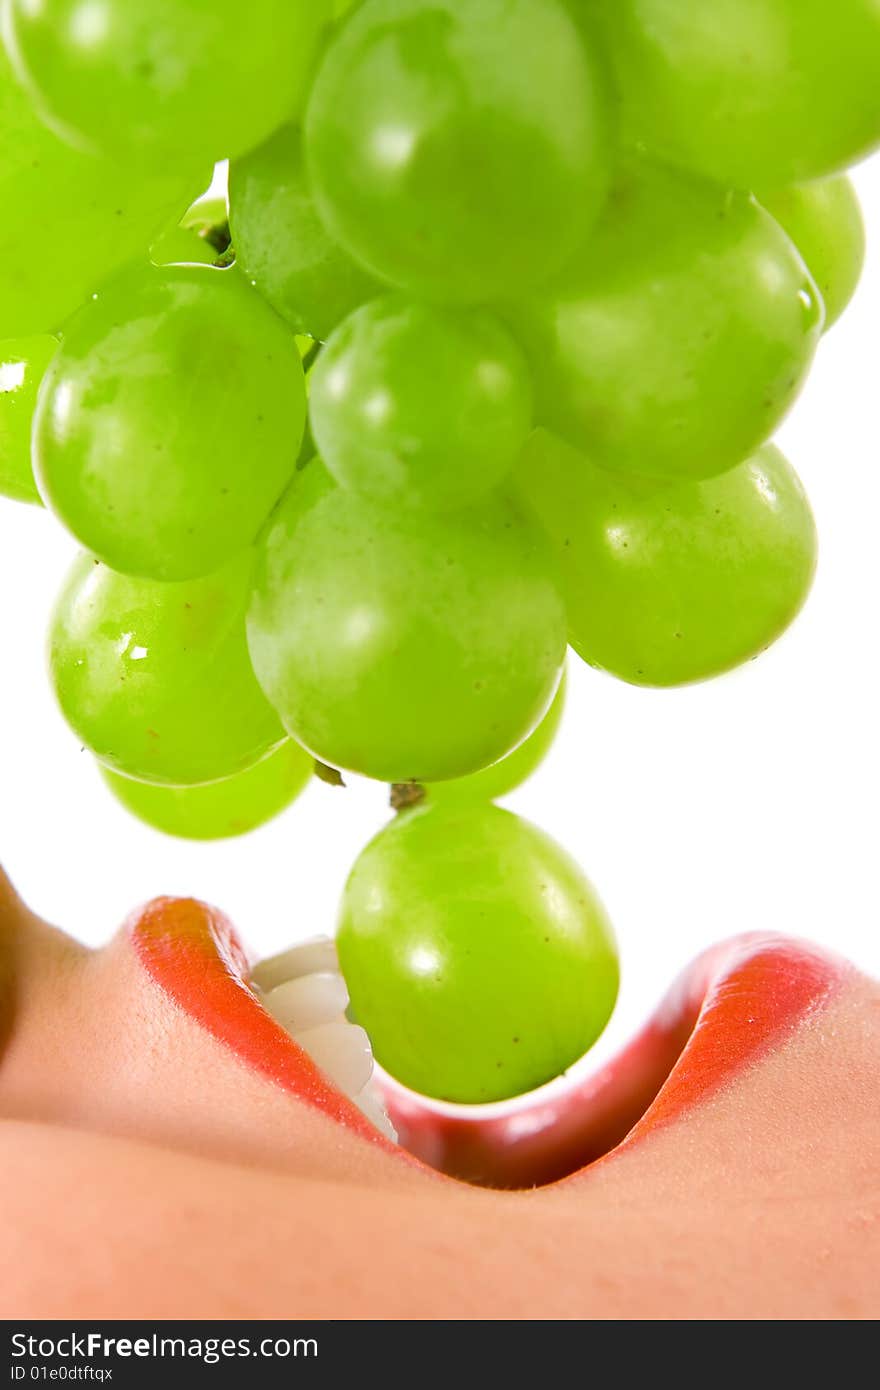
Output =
[{"x1": 376, "y1": 933, "x2": 847, "y2": 1187}]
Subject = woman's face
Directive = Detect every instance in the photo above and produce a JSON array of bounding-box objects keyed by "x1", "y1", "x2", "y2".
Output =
[{"x1": 1, "y1": 866, "x2": 877, "y2": 1319}]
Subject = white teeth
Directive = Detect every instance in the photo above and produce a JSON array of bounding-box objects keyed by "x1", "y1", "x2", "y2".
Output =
[
  {"x1": 352, "y1": 1087, "x2": 398, "y2": 1145},
  {"x1": 292, "y1": 1020, "x2": 374, "y2": 1097},
  {"x1": 253, "y1": 937, "x2": 394, "y2": 1143},
  {"x1": 262, "y1": 971, "x2": 350, "y2": 1032},
  {"x1": 250, "y1": 937, "x2": 338, "y2": 993}
]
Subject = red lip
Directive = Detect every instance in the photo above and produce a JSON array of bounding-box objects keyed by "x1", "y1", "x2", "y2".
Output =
[
  {"x1": 129, "y1": 897, "x2": 848, "y2": 1189},
  {"x1": 129, "y1": 896, "x2": 398, "y2": 1152},
  {"x1": 378, "y1": 934, "x2": 849, "y2": 1187}
]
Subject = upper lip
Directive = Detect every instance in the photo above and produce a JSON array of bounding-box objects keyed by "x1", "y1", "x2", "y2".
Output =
[
  {"x1": 129, "y1": 895, "x2": 848, "y2": 1189},
  {"x1": 128, "y1": 896, "x2": 400, "y2": 1154}
]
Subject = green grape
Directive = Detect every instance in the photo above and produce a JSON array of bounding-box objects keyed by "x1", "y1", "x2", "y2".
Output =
[
  {"x1": 247, "y1": 460, "x2": 567, "y2": 784},
  {"x1": 515, "y1": 430, "x2": 817, "y2": 687},
  {"x1": 425, "y1": 669, "x2": 566, "y2": 807},
  {"x1": 305, "y1": 0, "x2": 611, "y2": 302},
  {"x1": 310, "y1": 296, "x2": 533, "y2": 512},
  {"x1": 760, "y1": 177, "x2": 866, "y2": 331},
  {"x1": 337, "y1": 803, "x2": 619, "y2": 1103},
  {"x1": 151, "y1": 197, "x2": 231, "y2": 270},
  {"x1": 34, "y1": 264, "x2": 306, "y2": 582},
  {"x1": 501, "y1": 160, "x2": 822, "y2": 482},
  {"x1": 0, "y1": 47, "x2": 204, "y2": 338},
  {"x1": 4, "y1": 0, "x2": 332, "y2": 172},
  {"x1": 50, "y1": 551, "x2": 285, "y2": 786},
  {"x1": 150, "y1": 226, "x2": 220, "y2": 271},
  {"x1": 229, "y1": 124, "x2": 379, "y2": 341},
  {"x1": 0, "y1": 336, "x2": 56, "y2": 504},
  {"x1": 100, "y1": 740, "x2": 313, "y2": 841},
  {"x1": 594, "y1": 0, "x2": 880, "y2": 188}
]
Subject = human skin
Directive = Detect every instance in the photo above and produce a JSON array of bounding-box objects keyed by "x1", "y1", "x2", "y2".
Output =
[{"x1": 0, "y1": 867, "x2": 877, "y2": 1320}]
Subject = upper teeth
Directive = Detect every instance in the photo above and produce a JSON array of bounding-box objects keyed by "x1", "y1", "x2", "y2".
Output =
[
  {"x1": 292, "y1": 1020, "x2": 374, "y2": 1096},
  {"x1": 251, "y1": 937, "x2": 396, "y2": 1144},
  {"x1": 251, "y1": 938, "x2": 340, "y2": 992},
  {"x1": 265, "y1": 971, "x2": 350, "y2": 1033}
]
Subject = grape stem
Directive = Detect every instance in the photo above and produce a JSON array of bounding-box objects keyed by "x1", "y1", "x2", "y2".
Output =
[
  {"x1": 300, "y1": 340, "x2": 321, "y2": 373},
  {"x1": 202, "y1": 221, "x2": 232, "y2": 256},
  {"x1": 390, "y1": 782, "x2": 426, "y2": 812},
  {"x1": 313, "y1": 760, "x2": 346, "y2": 788}
]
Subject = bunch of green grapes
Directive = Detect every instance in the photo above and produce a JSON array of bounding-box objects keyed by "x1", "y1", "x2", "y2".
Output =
[{"x1": 0, "y1": 0, "x2": 877, "y2": 1102}]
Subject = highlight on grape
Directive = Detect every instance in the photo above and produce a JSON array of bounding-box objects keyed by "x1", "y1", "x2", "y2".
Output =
[{"x1": 0, "y1": 0, "x2": 877, "y2": 1101}]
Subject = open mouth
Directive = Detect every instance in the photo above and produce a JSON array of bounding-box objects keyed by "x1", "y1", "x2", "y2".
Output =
[
  {"x1": 130, "y1": 895, "x2": 848, "y2": 1189},
  {"x1": 128, "y1": 897, "x2": 400, "y2": 1153}
]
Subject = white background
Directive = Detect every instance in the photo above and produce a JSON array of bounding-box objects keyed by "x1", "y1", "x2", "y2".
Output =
[{"x1": 1, "y1": 156, "x2": 878, "y2": 1071}]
